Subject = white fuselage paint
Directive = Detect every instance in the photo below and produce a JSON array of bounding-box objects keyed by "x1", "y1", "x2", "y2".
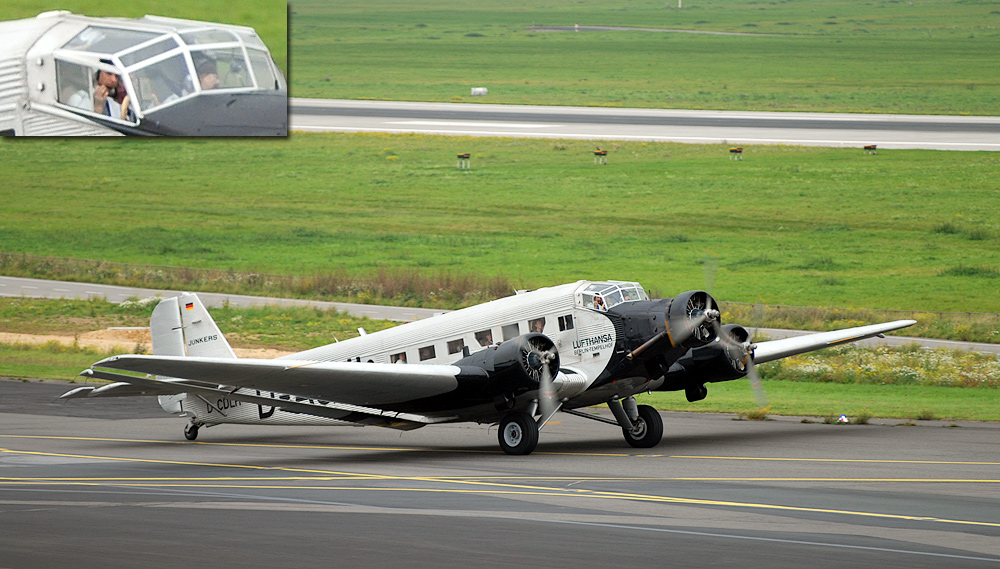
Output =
[{"x1": 164, "y1": 281, "x2": 624, "y2": 427}]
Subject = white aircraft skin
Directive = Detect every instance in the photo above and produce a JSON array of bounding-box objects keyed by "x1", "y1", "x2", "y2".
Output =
[{"x1": 63, "y1": 280, "x2": 916, "y2": 455}]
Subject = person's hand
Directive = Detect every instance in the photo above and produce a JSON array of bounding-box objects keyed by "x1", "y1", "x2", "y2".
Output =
[{"x1": 93, "y1": 84, "x2": 109, "y2": 113}]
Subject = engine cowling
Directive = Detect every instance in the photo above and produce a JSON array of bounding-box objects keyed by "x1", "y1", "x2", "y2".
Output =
[
  {"x1": 660, "y1": 324, "x2": 751, "y2": 393},
  {"x1": 665, "y1": 290, "x2": 721, "y2": 349},
  {"x1": 454, "y1": 333, "x2": 560, "y2": 407}
]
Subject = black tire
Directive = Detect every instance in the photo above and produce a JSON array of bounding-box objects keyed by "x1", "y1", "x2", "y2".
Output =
[
  {"x1": 622, "y1": 405, "x2": 663, "y2": 448},
  {"x1": 498, "y1": 411, "x2": 539, "y2": 455},
  {"x1": 184, "y1": 423, "x2": 199, "y2": 441}
]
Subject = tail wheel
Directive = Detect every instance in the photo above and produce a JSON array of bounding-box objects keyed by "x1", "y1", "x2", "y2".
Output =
[
  {"x1": 498, "y1": 411, "x2": 539, "y2": 455},
  {"x1": 622, "y1": 405, "x2": 663, "y2": 448}
]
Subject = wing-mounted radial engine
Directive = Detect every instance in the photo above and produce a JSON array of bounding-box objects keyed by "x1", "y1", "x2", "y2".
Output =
[
  {"x1": 608, "y1": 290, "x2": 723, "y2": 382},
  {"x1": 662, "y1": 324, "x2": 754, "y2": 402},
  {"x1": 453, "y1": 332, "x2": 560, "y2": 412}
]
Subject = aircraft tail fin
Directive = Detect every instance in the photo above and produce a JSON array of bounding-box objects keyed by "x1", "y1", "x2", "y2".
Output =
[
  {"x1": 175, "y1": 292, "x2": 237, "y2": 359},
  {"x1": 149, "y1": 293, "x2": 236, "y2": 359}
]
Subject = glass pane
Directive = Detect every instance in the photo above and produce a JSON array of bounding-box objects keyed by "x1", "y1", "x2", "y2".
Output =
[
  {"x1": 501, "y1": 323, "x2": 520, "y2": 342},
  {"x1": 605, "y1": 290, "x2": 624, "y2": 307},
  {"x1": 191, "y1": 48, "x2": 252, "y2": 90},
  {"x1": 129, "y1": 54, "x2": 194, "y2": 112},
  {"x1": 120, "y1": 38, "x2": 180, "y2": 68},
  {"x1": 238, "y1": 31, "x2": 268, "y2": 50},
  {"x1": 247, "y1": 48, "x2": 278, "y2": 90},
  {"x1": 418, "y1": 346, "x2": 436, "y2": 361},
  {"x1": 180, "y1": 29, "x2": 239, "y2": 45},
  {"x1": 474, "y1": 330, "x2": 494, "y2": 347},
  {"x1": 63, "y1": 26, "x2": 160, "y2": 54},
  {"x1": 390, "y1": 352, "x2": 407, "y2": 364},
  {"x1": 447, "y1": 339, "x2": 465, "y2": 355},
  {"x1": 528, "y1": 318, "x2": 546, "y2": 334},
  {"x1": 56, "y1": 60, "x2": 93, "y2": 111}
]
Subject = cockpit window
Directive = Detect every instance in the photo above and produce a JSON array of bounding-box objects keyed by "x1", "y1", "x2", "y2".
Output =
[
  {"x1": 247, "y1": 49, "x2": 279, "y2": 90},
  {"x1": 56, "y1": 60, "x2": 94, "y2": 111},
  {"x1": 53, "y1": 20, "x2": 284, "y2": 119},
  {"x1": 129, "y1": 54, "x2": 193, "y2": 112},
  {"x1": 119, "y1": 38, "x2": 179, "y2": 68},
  {"x1": 63, "y1": 27, "x2": 160, "y2": 54},
  {"x1": 191, "y1": 48, "x2": 252, "y2": 89},
  {"x1": 180, "y1": 28, "x2": 240, "y2": 45},
  {"x1": 579, "y1": 281, "x2": 649, "y2": 311}
]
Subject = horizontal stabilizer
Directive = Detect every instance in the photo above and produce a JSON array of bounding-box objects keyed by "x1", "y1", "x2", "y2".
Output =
[{"x1": 65, "y1": 369, "x2": 439, "y2": 430}]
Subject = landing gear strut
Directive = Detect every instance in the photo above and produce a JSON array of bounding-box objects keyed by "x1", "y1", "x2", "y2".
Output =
[
  {"x1": 607, "y1": 397, "x2": 664, "y2": 448},
  {"x1": 498, "y1": 411, "x2": 539, "y2": 455},
  {"x1": 621, "y1": 405, "x2": 663, "y2": 448},
  {"x1": 183, "y1": 421, "x2": 201, "y2": 441}
]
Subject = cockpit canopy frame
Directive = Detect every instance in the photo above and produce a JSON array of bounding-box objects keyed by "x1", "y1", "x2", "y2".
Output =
[
  {"x1": 41, "y1": 13, "x2": 284, "y2": 122},
  {"x1": 576, "y1": 281, "x2": 650, "y2": 311}
]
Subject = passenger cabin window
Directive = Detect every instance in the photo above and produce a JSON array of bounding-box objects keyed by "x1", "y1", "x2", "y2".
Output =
[
  {"x1": 418, "y1": 346, "x2": 436, "y2": 361},
  {"x1": 558, "y1": 314, "x2": 574, "y2": 331},
  {"x1": 501, "y1": 323, "x2": 520, "y2": 342},
  {"x1": 390, "y1": 352, "x2": 407, "y2": 364},
  {"x1": 447, "y1": 339, "x2": 465, "y2": 355},
  {"x1": 528, "y1": 318, "x2": 545, "y2": 334},
  {"x1": 475, "y1": 329, "x2": 494, "y2": 347}
]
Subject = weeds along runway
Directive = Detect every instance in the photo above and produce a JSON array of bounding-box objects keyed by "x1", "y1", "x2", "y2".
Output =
[{"x1": 2, "y1": 380, "x2": 999, "y2": 568}]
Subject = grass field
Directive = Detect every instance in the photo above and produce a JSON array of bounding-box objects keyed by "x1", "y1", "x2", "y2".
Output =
[
  {"x1": 291, "y1": 0, "x2": 1000, "y2": 115},
  {"x1": 2, "y1": 0, "x2": 286, "y2": 75},
  {"x1": 3, "y1": 133, "x2": 998, "y2": 314}
]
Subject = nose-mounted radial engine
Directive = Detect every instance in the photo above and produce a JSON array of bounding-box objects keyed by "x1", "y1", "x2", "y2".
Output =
[{"x1": 609, "y1": 290, "x2": 725, "y2": 383}]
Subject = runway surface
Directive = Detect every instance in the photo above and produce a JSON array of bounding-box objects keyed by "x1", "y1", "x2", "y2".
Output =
[
  {"x1": 2, "y1": 379, "x2": 999, "y2": 568},
  {"x1": 3, "y1": 275, "x2": 997, "y2": 356},
  {"x1": 289, "y1": 98, "x2": 1000, "y2": 151}
]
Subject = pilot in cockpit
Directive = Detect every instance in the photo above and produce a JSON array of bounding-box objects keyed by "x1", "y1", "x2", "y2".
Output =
[
  {"x1": 93, "y1": 68, "x2": 135, "y2": 121},
  {"x1": 594, "y1": 295, "x2": 607, "y2": 311},
  {"x1": 195, "y1": 57, "x2": 220, "y2": 90}
]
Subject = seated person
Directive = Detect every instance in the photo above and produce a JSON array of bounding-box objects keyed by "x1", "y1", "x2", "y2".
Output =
[
  {"x1": 196, "y1": 58, "x2": 221, "y2": 90},
  {"x1": 93, "y1": 70, "x2": 135, "y2": 121}
]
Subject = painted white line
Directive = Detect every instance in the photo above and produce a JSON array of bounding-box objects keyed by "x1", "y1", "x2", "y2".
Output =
[{"x1": 388, "y1": 120, "x2": 558, "y2": 129}]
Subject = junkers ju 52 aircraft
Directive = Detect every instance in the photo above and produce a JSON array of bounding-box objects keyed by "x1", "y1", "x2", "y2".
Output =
[
  {"x1": 0, "y1": 11, "x2": 286, "y2": 136},
  {"x1": 64, "y1": 281, "x2": 915, "y2": 455}
]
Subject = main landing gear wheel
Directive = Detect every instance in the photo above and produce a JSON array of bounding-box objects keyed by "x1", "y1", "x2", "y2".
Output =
[
  {"x1": 183, "y1": 422, "x2": 200, "y2": 441},
  {"x1": 498, "y1": 411, "x2": 539, "y2": 455},
  {"x1": 622, "y1": 405, "x2": 663, "y2": 448}
]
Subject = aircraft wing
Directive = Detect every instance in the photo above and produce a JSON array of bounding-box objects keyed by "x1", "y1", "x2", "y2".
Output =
[
  {"x1": 751, "y1": 319, "x2": 917, "y2": 364},
  {"x1": 86, "y1": 354, "x2": 471, "y2": 407}
]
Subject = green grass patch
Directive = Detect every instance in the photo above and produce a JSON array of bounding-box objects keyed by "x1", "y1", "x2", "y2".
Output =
[
  {"x1": 0, "y1": 341, "x2": 132, "y2": 382},
  {"x1": 0, "y1": 297, "x2": 396, "y2": 352},
  {"x1": 2, "y1": 133, "x2": 999, "y2": 316},
  {"x1": 290, "y1": 0, "x2": 1000, "y2": 115},
  {"x1": 637, "y1": 379, "x2": 1000, "y2": 422}
]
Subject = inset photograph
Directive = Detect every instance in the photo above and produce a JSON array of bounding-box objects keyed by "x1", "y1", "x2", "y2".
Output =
[{"x1": 0, "y1": 8, "x2": 287, "y2": 136}]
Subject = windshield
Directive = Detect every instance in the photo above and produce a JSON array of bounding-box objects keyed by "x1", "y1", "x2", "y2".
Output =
[
  {"x1": 579, "y1": 281, "x2": 649, "y2": 311},
  {"x1": 57, "y1": 23, "x2": 283, "y2": 115}
]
